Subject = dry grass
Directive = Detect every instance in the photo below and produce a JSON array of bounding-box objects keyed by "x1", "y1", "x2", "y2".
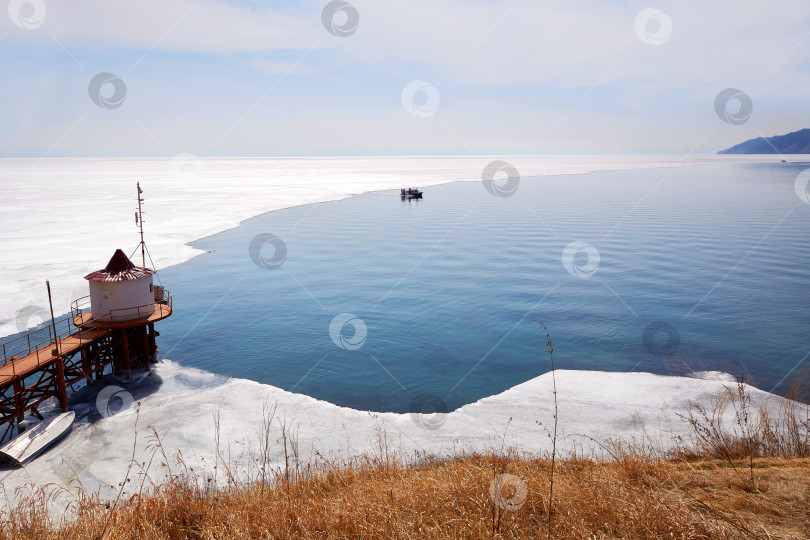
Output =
[
  {"x1": 681, "y1": 379, "x2": 810, "y2": 461},
  {"x1": 1, "y1": 378, "x2": 808, "y2": 539},
  {"x1": 2, "y1": 452, "x2": 809, "y2": 539}
]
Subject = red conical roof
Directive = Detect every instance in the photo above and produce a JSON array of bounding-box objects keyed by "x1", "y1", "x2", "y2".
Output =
[
  {"x1": 104, "y1": 249, "x2": 135, "y2": 273},
  {"x1": 84, "y1": 249, "x2": 156, "y2": 282}
]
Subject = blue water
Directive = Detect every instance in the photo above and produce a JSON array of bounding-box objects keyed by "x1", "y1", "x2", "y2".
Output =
[{"x1": 156, "y1": 163, "x2": 810, "y2": 412}]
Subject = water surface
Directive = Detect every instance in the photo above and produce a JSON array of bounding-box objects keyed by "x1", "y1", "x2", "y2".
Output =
[{"x1": 157, "y1": 163, "x2": 810, "y2": 412}]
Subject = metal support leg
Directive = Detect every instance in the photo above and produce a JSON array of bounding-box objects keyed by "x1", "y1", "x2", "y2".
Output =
[
  {"x1": 148, "y1": 323, "x2": 158, "y2": 364},
  {"x1": 120, "y1": 329, "x2": 131, "y2": 381},
  {"x1": 55, "y1": 358, "x2": 68, "y2": 412},
  {"x1": 13, "y1": 378, "x2": 25, "y2": 426},
  {"x1": 140, "y1": 326, "x2": 150, "y2": 372}
]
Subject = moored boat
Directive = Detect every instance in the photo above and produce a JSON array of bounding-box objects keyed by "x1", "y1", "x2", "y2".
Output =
[
  {"x1": 401, "y1": 188, "x2": 423, "y2": 199},
  {"x1": 0, "y1": 411, "x2": 75, "y2": 466}
]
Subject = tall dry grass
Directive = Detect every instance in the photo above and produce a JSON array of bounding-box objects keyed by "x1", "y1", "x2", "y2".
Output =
[
  {"x1": 680, "y1": 378, "x2": 810, "y2": 461},
  {"x1": 0, "y1": 378, "x2": 807, "y2": 539},
  {"x1": 3, "y1": 451, "x2": 809, "y2": 539}
]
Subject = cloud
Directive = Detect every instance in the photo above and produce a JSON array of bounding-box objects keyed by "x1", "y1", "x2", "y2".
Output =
[
  {"x1": 346, "y1": 0, "x2": 810, "y2": 94},
  {"x1": 2, "y1": 0, "x2": 321, "y2": 53},
  {"x1": 246, "y1": 58, "x2": 318, "y2": 78},
  {"x1": 5, "y1": 0, "x2": 809, "y2": 95},
  {"x1": 2, "y1": 0, "x2": 810, "y2": 156}
]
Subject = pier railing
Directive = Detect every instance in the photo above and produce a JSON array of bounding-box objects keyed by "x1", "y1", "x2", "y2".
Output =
[
  {"x1": 69, "y1": 289, "x2": 172, "y2": 323},
  {"x1": 0, "y1": 316, "x2": 93, "y2": 377},
  {"x1": 1, "y1": 289, "x2": 171, "y2": 377}
]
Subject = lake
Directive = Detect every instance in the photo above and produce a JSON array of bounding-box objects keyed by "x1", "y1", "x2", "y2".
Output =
[{"x1": 155, "y1": 162, "x2": 810, "y2": 412}]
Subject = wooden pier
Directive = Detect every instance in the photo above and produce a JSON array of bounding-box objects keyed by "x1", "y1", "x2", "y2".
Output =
[
  {"x1": 0, "y1": 184, "x2": 175, "y2": 445},
  {"x1": 0, "y1": 291, "x2": 171, "y2": 444}
]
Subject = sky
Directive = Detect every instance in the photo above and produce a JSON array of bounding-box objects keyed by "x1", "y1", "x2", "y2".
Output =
[{"x1": 1, "y1": 0, "x2": 809, "y2": 157}]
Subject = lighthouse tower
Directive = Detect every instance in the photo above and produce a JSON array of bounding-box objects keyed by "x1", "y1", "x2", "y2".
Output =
[
  {"x1": 73, "y1": 249, "x2": 172, "y2": 380},
  {"x1": 85, "y1": 249, "x2": 156, "y2": 322},
  {"x1": 71, "y1": 183, "x2": 172, "y2": 380}
]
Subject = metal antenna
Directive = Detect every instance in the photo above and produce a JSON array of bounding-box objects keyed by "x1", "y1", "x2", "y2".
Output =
[{"x1": 136, "y1": 182, "x2": 146, "y2": 268}]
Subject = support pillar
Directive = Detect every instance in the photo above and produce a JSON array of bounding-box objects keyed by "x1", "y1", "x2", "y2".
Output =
[
  {"x1": 95, "y1": 341, "x2": 106, "y2": 381},
  {"x1": 148, "y1": 323, "x2": 158, "y2": 363},
  {"x1": 139, "y1": 326, "x2": 150, "y2": 372},
  {"x1": 13, "y1": 378, "x2": 25, "y2": 425},
  {"x1": 120, "y1": 329, "x2": 131, "y2": 381},
  {"x1": 55, "y1": 358, "x2": 68, "y2": 413},
  {"x1": 95, "y1": 342, "x2": 104, "y2": 381},
  {"x1": 81, "y1": 345, "x2": 92, "y2": 379}
]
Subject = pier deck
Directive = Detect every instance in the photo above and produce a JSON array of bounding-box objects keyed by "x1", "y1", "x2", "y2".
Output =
[
  {"x1": 0, "y1": 327, "x2": 110, "y2": 386},
  {"x1": 0, "y1": 309, "x2": 165, "y2": 443},
  {"x1": 0, "y1": 290, "x2": 171, "y2": 443}
]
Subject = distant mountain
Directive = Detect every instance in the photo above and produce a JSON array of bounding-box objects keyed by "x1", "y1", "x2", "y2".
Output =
[{"x1": 718, "y1": 128, "x2": 810, "y2": 154}]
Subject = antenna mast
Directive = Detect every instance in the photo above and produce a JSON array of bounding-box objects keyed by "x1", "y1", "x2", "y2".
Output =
[{"x1": 136, "y1": 182, "x2": 146, "y2": 268}]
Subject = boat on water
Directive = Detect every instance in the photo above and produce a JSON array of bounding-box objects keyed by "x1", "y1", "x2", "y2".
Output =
[
  {"x1": 0, "y1": 411, "x2": 75, "y2": 466},
  {"x1": 401, "y1": 188, "x2": 423, "y2": 199}
]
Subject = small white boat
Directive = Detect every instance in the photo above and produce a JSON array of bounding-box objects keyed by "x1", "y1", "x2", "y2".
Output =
[{"x1": 0, "y1": 411, "x2": 75, "y2": 466}]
